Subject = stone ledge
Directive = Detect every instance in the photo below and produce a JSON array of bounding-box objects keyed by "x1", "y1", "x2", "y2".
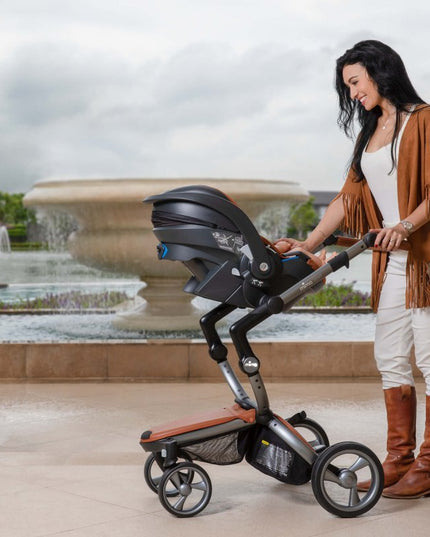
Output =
[
  {"x1": 0, "y1": 340, "x2": 420, "y2": 382},
  {"x1": 0, "y1": 306, "x2": 372, "y2": 315}
]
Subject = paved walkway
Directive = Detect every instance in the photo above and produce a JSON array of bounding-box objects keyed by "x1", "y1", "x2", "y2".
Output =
[{"x1": 0, "y1": 381, "x2": 428, "y2": 537}]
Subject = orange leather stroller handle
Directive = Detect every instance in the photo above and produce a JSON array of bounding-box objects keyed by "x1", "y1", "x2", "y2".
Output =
[{"x1": 334, "y1": 235, "x2": 411, "y2": 252}]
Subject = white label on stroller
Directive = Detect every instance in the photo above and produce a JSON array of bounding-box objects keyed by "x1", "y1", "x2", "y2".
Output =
[
  {"x1": 255, "y1": 442, "x2": 293, "y2": 477},
  {"x1": 300, "y1": 279, "x2": 315, "y2": 291}
]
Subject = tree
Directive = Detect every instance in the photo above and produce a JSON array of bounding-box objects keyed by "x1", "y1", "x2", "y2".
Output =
[
  {"x1": 287, "y1": 197, "x2": 318, "y2": 240},
  {"x1": 0, "y1": 191, "x2": 36, "y2": 225}
]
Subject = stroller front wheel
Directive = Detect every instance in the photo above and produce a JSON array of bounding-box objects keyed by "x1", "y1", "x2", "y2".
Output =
[
  {"x1": 158, "y1": 462, "x2": 212, "y2": 517},
  {"x1": 311, "y1": 441, "x2": 383, "y2": 518},
  {"x1": 144, "y1": 453, "x2": 192, "y2": 496}
]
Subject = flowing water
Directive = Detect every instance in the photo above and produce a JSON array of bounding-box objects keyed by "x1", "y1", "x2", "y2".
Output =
[{"x1": 0, "y1": 226, "x2": 11, "y2": 253}]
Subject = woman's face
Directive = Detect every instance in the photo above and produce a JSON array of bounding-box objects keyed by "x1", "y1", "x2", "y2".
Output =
[{"x1": 342, "y1": 63, "x2": 382, "y2": 110}]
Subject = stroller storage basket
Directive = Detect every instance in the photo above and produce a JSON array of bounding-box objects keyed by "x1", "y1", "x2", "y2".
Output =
[
  {"x1": 246, "y1": 425, "x2": 311, "y2": 485},
  {"x1": 181, "y1": 430, "x2": 251, "y2": 465}
]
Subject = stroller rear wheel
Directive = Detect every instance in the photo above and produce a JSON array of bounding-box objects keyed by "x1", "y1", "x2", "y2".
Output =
[
  {"x1": 311, "y1": 441, "x2": 383, "y2": 518},
  {"x1": 144, "y1": 453, "x2": 191, "y2": 496},
  {"x1": 290, "y1": 417, "x2": 329, "y2": 451},
  {"x1": 158, "y1": 462, "x2": 212, "y2": 517}
]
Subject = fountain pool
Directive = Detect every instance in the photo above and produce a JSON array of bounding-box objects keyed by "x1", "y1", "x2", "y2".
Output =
[
  {"x1": 0, "y1": 249, "x2": 374, "y2": 342},
  {"x1": 0, "y1": 309, "x2": 375, "y2": 342}
]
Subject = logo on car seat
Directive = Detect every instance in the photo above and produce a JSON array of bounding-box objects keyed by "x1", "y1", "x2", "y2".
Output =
[{"x1": 212, "y1": 231, "x2": 244, "y2": 254}]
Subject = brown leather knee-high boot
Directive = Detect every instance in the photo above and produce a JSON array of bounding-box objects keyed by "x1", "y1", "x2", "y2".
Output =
[
  {"x1": 358, "y1": 385, "x2": 416, "y2": 491},
  {"x1": 383, "y1": 394, "x2": 430, "y2": 498}
]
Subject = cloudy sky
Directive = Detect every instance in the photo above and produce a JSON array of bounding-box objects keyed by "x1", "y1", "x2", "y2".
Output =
[{"x1": 1, "y1": 0, "x2": 429, "y2": 194}]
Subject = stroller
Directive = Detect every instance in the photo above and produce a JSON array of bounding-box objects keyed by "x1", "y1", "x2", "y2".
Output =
[{"x1": 140, "y1": 185, "x2": 384, "y2": 518}]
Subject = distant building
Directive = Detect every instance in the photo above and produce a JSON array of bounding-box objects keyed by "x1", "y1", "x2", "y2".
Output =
[{"x1": 309, "y1": 191, "x2": 337, "y2": 219}]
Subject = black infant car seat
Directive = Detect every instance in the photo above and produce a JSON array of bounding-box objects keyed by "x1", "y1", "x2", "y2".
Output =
[{"x1": 144, "y1": 185, "x2": 320, "y2": 309}]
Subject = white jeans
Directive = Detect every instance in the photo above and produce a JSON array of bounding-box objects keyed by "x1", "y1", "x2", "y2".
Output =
[{"x1": 375, "y1": 251, "x2": 430, "y2": 395}]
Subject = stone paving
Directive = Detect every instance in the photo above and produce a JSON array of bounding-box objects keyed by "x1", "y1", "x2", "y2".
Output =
[{"x1": 0, "y1": 380, "x2": 429, "y2": 537}]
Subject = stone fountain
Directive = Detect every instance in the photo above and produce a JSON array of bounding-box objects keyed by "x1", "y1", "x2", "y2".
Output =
[{"x1": 24, "y1": 178, "x2": 308, "y2": 330}]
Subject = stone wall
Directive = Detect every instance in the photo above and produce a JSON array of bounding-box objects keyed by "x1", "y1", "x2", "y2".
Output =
[{"x1": 1, "y1": 340, "x2": 419, "y2": 382}]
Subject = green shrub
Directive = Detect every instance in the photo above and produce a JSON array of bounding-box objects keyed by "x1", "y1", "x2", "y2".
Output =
[
  {"x1": 7, "y1": 224, "x2": 27, "y2": 242},
  {"x1": 0, "y1": 290, "x2": 129, "y2": 310},
  {"x1": 10, "y1": 242, "x2": 45, "y2": 251},
  {"x1": 296, "y1": 282, "x2": 370, "y2": 307}
]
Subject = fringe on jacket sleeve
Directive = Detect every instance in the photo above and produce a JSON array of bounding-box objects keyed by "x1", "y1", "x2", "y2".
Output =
[
  {"x1": 405, "y1": 254, "x2": 430, "y2": 309},
  {"x1": 329, "y1": 191, "x2": 369, "y2": 238}
]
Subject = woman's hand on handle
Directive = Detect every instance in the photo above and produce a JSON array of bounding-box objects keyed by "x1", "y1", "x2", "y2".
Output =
[
  {"x1": 372, "y1": 199, "x2": 430, "y2": 251},
  {"x1": 370, "y1": 224, "x2": 409, "y2": 251}
]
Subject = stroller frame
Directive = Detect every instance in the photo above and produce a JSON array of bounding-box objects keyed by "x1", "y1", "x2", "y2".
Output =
[{"x1": 140, "y1": 186, "x2": 384, "y2": 518}]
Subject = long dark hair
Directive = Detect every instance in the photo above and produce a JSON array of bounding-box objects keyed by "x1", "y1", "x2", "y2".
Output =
[{"x1": 335, "y1": 40, "x2": 425, "y2": 181}]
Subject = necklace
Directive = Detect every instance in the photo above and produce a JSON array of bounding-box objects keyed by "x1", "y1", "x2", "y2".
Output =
[
  {"x1": 381, "y1": 110, "x2": 398, "y2": 130},
  {"x1": 381, "y1": 117, "x2": 390, "y2": 130}
]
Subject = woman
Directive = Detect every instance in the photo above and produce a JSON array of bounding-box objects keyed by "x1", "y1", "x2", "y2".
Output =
[{"x1": 277, "y1": 40, "x2": 430, "y2": 499}]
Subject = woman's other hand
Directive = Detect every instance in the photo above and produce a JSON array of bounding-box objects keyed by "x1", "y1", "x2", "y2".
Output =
[
  {"x1": 274, "y1": 238, "x2": 309, "y2": 253},
  {"x1": 370, "y1": 224, "x2": 409, "y2": 251}
]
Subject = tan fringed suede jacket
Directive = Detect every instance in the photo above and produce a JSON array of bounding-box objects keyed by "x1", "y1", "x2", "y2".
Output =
[{"x1": 331, "y1": 104, "x2": 430, "y2": 312}]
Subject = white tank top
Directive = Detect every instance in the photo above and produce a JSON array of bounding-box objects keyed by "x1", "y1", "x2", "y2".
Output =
[
  {"x1": 361, "y1": 109, "x2": 413, "y2": 274},
  {"x1": 361, "y1": 111, "x2": 412, "y2": 227}
]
